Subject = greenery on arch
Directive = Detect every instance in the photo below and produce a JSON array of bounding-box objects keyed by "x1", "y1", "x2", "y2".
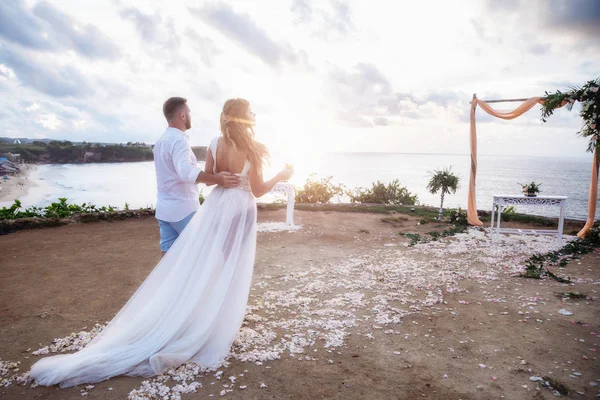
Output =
[{"x1": 541, "y1": 78, "x2": 600, "y2": 153}]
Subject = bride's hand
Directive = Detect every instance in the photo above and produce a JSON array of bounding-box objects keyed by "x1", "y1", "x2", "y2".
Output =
[{"x1": 277, "y1": 165, "x2": 293, "y2": 182}]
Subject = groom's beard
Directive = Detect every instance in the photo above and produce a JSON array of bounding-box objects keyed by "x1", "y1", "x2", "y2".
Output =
[{"x1": 185, "y1": 118, "x2": 191, "y2": 130}]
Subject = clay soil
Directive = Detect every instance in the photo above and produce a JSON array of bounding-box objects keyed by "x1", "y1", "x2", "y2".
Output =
[{"x1": 1, "y1": 210, "x2": 598, "y2": 400}]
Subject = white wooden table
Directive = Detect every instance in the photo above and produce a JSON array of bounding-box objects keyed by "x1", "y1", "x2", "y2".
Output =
[
  {"x1": 490, "y1": 195, "x2": 567, "y2": 244},
  {"x1": 270, "y1": 182, "x2": 295, "y2": 226}
]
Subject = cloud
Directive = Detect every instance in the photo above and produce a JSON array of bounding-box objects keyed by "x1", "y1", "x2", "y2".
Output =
[
  {"x1": 0, "y1": 0, "x2": 119, "y2": 59},
  {"x1": 35, "y1": 113, "x2": 62, "y2": 130},
  {"x1": 484, "y1": 0, "x2": 600, "y2": 45},
  {"x1": 328, "y1": 63, "x2": 467, "y2": 125},
  {"x1": 291, "y1": 0, "x2": 354, "y2": 39},
  {"x1": 327, "y1": 62, "x2": 393, "y2": 126},
  {"x1": 329, "y1": 1, "x2": 354, "y2": 35},
  {"x1": 336, "y1": 111, "x2": 372, "y2": 128},
  {"x1": 0, "y1": 91, "x2": 108, "y2": 141},
  {"x1": 0, "y1": 46, "x2": 93, "y2": 98},
  {"x1": 330, "y1": 62, "x2": 391, "y2": 97},
  {"x1": 119, "y1": 7, "x2": 159, "y2": 43},
  {"x1": 528, "y1": 42, "x2": 551, "y2": 55},
  {"x1": 543, "y1": 0, "x2": 600, "y2": 36},
  {"x1": 0, "y1": 0, "x2": 51, "y2": 50},
  {"x1": 327, "y1": 63, "x2": 498, "y2": 127},
  {"x1": 487, "y1": 0, "x2": 521, "y2": 12},
  {"x1": 185, "y1": 28, "x2": 222, "y2": 68},
  {"x1": 373, "y1": 116, "x2": 389, "y2": 126},
  {"x1": 291, "y1": 0, "x2": 312, "y2": 23},
  {"x1": 120, "y1": 7, "x2": 205, "y2": 72},
  {"x1": 32, "y1": 1, "x2": 120, "y2": 59},
  {"x1": 470, "y1": 20, "x2": 503, "y2": 45},
  {"x1": 189, "y1": 2, "x2": 302, "y2": 68}
]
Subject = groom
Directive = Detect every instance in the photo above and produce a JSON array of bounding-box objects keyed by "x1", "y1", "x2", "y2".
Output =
[{"x1": 153, "y1": 97, "x2": 239, "y2": 254}]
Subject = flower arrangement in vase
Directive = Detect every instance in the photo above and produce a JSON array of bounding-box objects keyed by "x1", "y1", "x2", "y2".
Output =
[{"x1": 519, "y1": 181, "x2": 542, "y2": 197}]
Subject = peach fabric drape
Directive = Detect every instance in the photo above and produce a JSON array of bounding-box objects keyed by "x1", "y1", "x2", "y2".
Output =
[
  {"x1": 468, "y1": 96, "x2": 597, "y2": 237},
  {"x1": 578, "y1": 148, "x2": 599, "y2": 238},
  {"x1": 467, "y1": 97, "x2": 545, "y2": 226}
]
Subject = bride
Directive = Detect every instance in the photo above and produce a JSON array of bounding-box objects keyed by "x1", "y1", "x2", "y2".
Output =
[{"x1": 29, "y1": 98, "x2": 293, "y2": 388}]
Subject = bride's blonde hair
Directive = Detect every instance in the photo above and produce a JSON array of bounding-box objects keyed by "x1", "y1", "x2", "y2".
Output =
[{"x1": 220, "y1": 98, "x2": 270, "y2": 173}]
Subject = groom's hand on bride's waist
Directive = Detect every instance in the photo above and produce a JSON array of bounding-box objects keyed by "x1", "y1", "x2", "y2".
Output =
[{"x1": 217, "y1": 172, "x2": 240, "y2": 188}]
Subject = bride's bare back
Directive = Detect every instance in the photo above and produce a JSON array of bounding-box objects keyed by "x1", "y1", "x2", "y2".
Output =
[{"x1": 213, "y1": 138, "x2": 247, "y2": 175}]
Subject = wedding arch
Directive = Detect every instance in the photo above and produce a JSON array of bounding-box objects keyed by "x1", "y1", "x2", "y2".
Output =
[{"x1": 467, "y1": 78, "x2": 600, "y2": 238}]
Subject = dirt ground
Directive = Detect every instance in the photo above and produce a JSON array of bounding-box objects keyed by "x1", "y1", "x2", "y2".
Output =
[{"x1": 0, "y1": 210, "x2": 599, "y2": 400}]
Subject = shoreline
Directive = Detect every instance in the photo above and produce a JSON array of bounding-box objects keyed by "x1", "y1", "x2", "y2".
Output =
[{"x1": 0, "y1": 164, "x2": 38, "y2": 203}]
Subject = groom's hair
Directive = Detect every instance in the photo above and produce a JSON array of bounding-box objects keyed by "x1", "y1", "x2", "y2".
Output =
[{"x1": 163, "y1": 97, "x2": 187, "y2": 121}]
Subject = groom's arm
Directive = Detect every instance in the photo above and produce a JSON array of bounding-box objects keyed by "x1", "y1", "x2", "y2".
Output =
[
  {"x1": 199, "y1": 147, "x2": 240, "y2": 188},
  {"x1": 196, "y1": 171, "x2": 238, "y2": 187}
]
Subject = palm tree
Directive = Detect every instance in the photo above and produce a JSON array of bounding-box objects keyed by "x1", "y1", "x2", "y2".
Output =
[{"x1": 427, "y1": 167, "x2": 460, "y2": 221}]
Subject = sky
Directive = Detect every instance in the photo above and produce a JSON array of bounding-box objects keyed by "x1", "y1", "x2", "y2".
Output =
[{"x1": 0, "y1": 0, "x2": 599, "y2": 161}]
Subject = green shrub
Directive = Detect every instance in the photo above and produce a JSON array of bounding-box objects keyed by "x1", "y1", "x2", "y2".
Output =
[
  {"x1": 348, "y1": 179, "x2": 418, "y2": 205},
  {"x1": 494, "y1": 205, "x2": 516, "y2": 214},
  {"x1": 448, "y1": 207, "x2": 468, "y2": 226},
  {"x1": 295, "y1": 175, "x2": 345, "y2": 204},
  {"x1": 403, "y1": 233, "x2": 422, "y2": 246},
  {"x1": 0, "y1": 198, "x2": 118, "y2": 220},
  {"x1": 520, "y1": 226, "x2": 600, "y2": 283}
]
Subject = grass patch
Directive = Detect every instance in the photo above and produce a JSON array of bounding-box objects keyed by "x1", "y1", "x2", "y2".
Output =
[
  {"x1": 426, "y1": 226, "x2": 468, "y2": 241},
  {"x1": 292, "y1": 203, "x2": 574, "y2": 229},
  {"x1": 520, "y1": 226, "x2": 600, "y2": 283},
  {"x1": 403, "y1": 233, "x2": 422, "y2": 246},
  {"x1": 479, "y1": 212, "x2": 556, "y2": 227},
  {"x1": 381, "y1": 216, "x2": 409, "y2": 227},
  {"x1": 428, "y1": 231, "x2": 441, "y2": 239},
  {"x1": 542, "y1": 376, "x2": 569, "y2": 396},
  {"x1": 295, "y1": 203, "x2": 461, "y2": 220},
  {"x1": 294, "y1": 204, "x2": 394, "y2": 214},
  {"x1": 403, "y1": 225, "x2": 468, "y2": 246},
  {"x1": 556, "y1": 291, "x2": 589, "y2": 300}
]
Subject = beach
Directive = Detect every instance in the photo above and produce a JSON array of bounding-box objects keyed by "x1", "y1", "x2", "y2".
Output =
[
  {"x1": 0, "y1": 165, "x2": 37, "y2": 204},
  {"x1": 1, "y1": 210, "x2": 598, "y2": 399}
]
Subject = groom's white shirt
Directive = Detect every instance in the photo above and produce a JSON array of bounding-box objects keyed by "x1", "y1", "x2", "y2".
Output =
[{"x1": 153, "y1": 127, "x2": 202, "y2": 222}]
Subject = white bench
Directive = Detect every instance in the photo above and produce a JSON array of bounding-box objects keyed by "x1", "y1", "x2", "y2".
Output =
[{"x1": 490, "y1": 195, "x2": 567, "y2": 245}]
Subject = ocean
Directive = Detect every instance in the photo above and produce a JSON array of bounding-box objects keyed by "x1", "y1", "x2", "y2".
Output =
[{"x1": 2, "y1": 153, "x2": 598, "y2": 221}]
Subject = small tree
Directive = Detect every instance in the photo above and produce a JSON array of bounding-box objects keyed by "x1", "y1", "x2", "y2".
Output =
[{"x1": 427, "y1": 167, "x2": 460, "y2": 221}]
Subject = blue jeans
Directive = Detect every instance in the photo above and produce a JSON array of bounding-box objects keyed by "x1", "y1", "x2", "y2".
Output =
[{"x1": 157, "y1": 211, "x2": 196, "y2": 252}]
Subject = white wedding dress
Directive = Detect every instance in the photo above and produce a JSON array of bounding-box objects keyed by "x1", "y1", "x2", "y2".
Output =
[{"x1": 29, "y1": 137, "x2": 257, "y2": 388}]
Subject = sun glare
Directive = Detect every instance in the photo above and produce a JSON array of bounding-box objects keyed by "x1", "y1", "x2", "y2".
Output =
[{"x1": 254, "y1": 74, "x2": 336, "y2": 183}]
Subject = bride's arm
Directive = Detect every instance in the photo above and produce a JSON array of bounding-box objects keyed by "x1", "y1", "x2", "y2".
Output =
[{"x1": 249, "y1": 165, "x2": 292, "y2": 198}]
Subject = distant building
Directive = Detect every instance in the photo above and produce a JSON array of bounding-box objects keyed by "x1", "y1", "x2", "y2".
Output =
[
  {"x1": 13, "y1": 138, "x2": 21, "y2": 144},
  {"x1": 7, "y1": 152, "x2": 21, "y2": 162}
]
